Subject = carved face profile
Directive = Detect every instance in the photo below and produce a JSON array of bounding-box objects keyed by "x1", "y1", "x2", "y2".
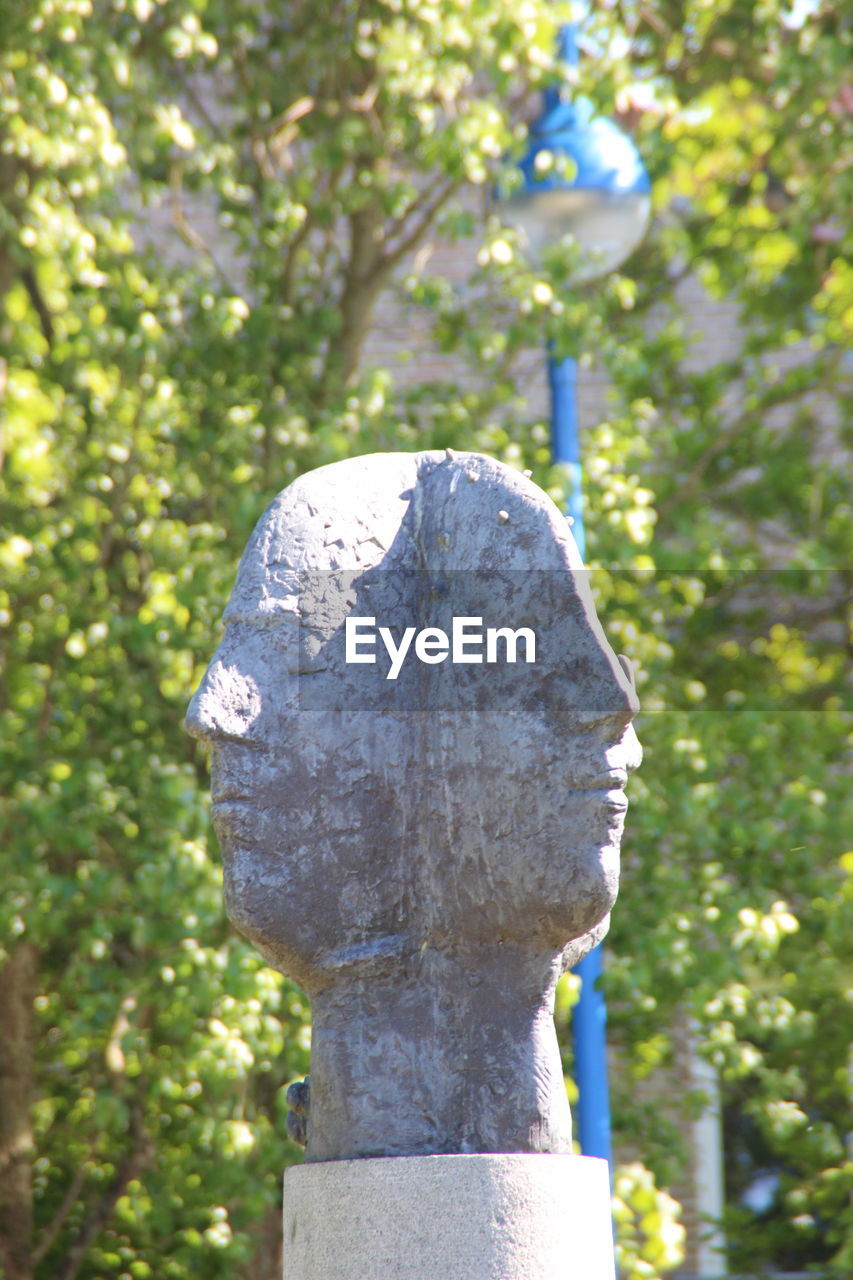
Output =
[{"x1": 186, "y1": 451, "x2": 640, "y2": 995}]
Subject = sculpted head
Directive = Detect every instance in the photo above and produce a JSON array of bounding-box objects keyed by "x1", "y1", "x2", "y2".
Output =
[{"x1": 186, "y1": 450, "x2": 641, "y2": 1158}]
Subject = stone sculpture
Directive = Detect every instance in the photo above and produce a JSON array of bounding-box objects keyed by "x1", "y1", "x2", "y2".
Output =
[{"x1": 185, "y1": 450, "x2": 640, "y2": 1164}]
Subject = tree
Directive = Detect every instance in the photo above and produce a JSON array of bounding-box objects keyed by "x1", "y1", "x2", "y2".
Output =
[{"x1": 0, "y1": 1, "x2": 849, "y2": 1277}]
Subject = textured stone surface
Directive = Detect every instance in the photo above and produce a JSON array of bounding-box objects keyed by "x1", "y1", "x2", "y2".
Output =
[
  {"x1": 282, "y1": 1153, "x2": 616, "y2": 1280},
  {"x1": 186, "y1": 450, "x2": 640, "y2": 1161}
]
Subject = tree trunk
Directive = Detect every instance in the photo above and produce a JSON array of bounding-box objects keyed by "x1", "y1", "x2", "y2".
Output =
[
  {"x1": 238, "y1": 1201, "x2": 283, "y2": 1280},
  {"x1": 0, "y1": 942, "x2": 36, "y2": 1280},
  {"x1": 324, "y1": 201, "x2": 390, "y2": 392}
]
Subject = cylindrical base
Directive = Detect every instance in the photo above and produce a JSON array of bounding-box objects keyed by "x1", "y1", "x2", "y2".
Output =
[{"x1": 283, "y1": 1153, "x2": 614, "y2": 1280}]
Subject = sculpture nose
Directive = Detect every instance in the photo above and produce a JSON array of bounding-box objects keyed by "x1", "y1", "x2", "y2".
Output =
[
  {"x1": 563, "y1": 647, "x2": 639, "y2": 737},
  {"x1": 184, "y1": 650, "x2": 263, "y2": 745},
  {"x1": 620, "y1": 722, "x2": 643, "y2": 774},
  {"x1": 184, "y1": 677, "x2": 214, "y2": 742}
]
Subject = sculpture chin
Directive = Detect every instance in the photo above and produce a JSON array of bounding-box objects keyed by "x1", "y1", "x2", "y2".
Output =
[
  {"x1": 220, "y1": 830, "x2": 617, "y2": 987},
  {"x1": 220, "y1": 844, "x2": 343, "y2": 987},
  {"x1": 560, "y1": 915, "x2": 611, "y2": 972},
  {"x1": 495, "y1": 832, "x2": 620, "y2": 954}
]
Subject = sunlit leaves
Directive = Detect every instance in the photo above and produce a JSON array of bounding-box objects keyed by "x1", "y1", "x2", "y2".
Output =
[{"x1": 614, "y1": 1164, "x2": 687, "y2": 1279}]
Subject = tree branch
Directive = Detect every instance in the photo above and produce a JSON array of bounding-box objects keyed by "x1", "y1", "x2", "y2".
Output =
[
  {"x1": 32, "y1": 1161, "x2": 90, "y2": 1267},
  {"x1": 53, "y1": 1106, "x2": 153, "y2": 1280},
  {"x1": 384, "y1": 175, "x2": 463, "y2": 270},
  {"x1": 280, "y1": 213, "x2": 315, "y2": 306},
  {"x1": 21, "y1": 266, "x2": 54, "y2": 345},
  {"x1": 656, "y1": 353, "x2": 841, "y2": 520},
  {"x1": 168, "y1": 160, "x2": 239, "y2": 293},
  {"x1": 180, "y1": 73, "x2": 226, "y2": 143}
]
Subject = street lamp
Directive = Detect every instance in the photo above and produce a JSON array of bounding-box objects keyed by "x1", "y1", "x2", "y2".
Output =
[
  {"x1": 505, "y1": 28, "x2": 651, "y2": 286},
  {"x1": 502, "y1": 23, "x2": 651, "y2": 1167}
]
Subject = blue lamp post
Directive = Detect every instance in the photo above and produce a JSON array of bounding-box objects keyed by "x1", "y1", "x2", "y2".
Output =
[{"x1": 504, "y1": 24, "x2": 651, "y2": 1166}]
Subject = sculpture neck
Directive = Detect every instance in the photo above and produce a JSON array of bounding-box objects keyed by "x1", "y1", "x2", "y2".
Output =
[{"x1": 304, "y1": 943, "x2": 571, "y2": 1161}]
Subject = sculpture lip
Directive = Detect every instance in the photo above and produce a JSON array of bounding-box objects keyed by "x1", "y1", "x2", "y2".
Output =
[
  {"x1": 598, "y1": 789, "x2": 629, "y2": 810},
  {"x1": 573, "y1": 772, "x2": 628, "y2": 789},
  {"x1": 563, "y1": 785, "x2": 628, "y2": 812}
]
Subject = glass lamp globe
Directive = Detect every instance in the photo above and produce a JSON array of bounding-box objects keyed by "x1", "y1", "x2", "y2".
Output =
[{"x1": 504, "y1": 96, "x2": 651, "y2": 282}]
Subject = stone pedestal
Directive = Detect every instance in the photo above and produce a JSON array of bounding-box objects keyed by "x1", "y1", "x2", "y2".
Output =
[{"x1": 282, "y1": 1153, "x2": 615, "y2": 1280}]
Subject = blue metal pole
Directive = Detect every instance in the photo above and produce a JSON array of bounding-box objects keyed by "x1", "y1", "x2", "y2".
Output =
[
  {"x1": 548, "y1": 350, "x2": 613, "y2": 1168},
  {"x1": 572, "y1": 946, "x2": 612, "y2": 1163},
  {"x1": 548, "y1": 354, "x2": 584, "y2": 557}
]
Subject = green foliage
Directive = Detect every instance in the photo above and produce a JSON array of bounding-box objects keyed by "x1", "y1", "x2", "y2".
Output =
[
  {"x1": 614, "y1": 1163, "x2": 687, "y2": 1280},
  {"x1": 1, "y1": 0, "x2": 849, "y2": 1276}
]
